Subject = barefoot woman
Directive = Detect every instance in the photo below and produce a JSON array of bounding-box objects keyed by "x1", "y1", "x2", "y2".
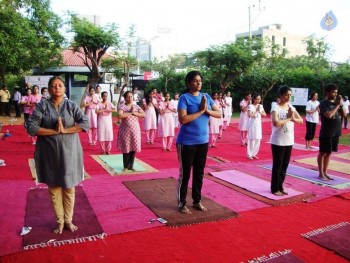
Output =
[
  {"x1": 27, "y1": 76, "x2": 89, "y2": 234},
  {"x1": 176, "y1": 71, "x2": 221, "y2": 214},
  {"x1": 270, "y1": 86, "x2": 303, "y2": 196}
]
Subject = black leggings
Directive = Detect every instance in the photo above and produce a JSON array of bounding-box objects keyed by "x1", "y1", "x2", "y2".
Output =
[
  {"x1": 123, "y1": 151, "x2": 135, "y2": 169},
  {"x1": 176, "y1": 143, "x2": 208, "y2": 207},
  {"x1": 271, "y1": 144, "x2": 292, "y2": 193}
]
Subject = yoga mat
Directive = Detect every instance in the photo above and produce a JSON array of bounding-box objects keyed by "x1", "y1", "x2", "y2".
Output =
[
  {"x1": 92, "y1": 154, "x2": 158, "y2": 176},
  {"x1": 302, "y1": 222, "x2": 350, "y2": 260},
  {"x1": 123, "y1": 177, "x2": 239, "y2": 227},
  {"x1": 208, "y1": 170, "x2": 314, "y2": 205},
  {"x1": 295, "y1": 157, "x2": 350, "y2": 175},
  {"x1": 334, "y1": 152, "x2": 350, "y2": 161},
  {"x1": 23, "y1": 186, "x2": 106, "y2": 250},
  {"x1": 261, "y1": 163, "x2": 350, "y2": 189},
  {"x1": 28, "y1": 159, "x2": 91, "y2": 180},
  {"x1": 293, "y1": 143, "x2": 319, "y2": 151}
]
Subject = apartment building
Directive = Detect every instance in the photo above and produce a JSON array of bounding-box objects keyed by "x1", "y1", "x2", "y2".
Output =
[{"x1": 236, "y1": 24, "x2": 308, "y2": 57}]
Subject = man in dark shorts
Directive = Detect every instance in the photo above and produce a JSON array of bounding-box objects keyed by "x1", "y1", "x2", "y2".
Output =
[{"x1": 317, "y1": 83, "x2": 346, "y2": 180}]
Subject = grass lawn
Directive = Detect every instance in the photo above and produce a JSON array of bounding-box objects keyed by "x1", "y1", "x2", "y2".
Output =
[{"x1": 340, "y1": 132, "x2": 350, "y2": 146}]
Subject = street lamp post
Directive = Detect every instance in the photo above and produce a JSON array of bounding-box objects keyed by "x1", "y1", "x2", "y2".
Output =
[{"x1": 248, "y1": 0, "x2": 265, "y2": 40}]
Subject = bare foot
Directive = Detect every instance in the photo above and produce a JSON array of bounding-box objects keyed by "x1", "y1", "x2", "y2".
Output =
[
  {"x1": 193, "y1": 202, "x2": 208, "y2": 212},
  {"x1": 324, "y1": 174, "x2": 334, "y2": 180},
  {"x1": 122, "y1": 168, "x2": 128, "y2": 172},
  {"x1": 272, "y1": 191, "x2": 283, "y2": 196},
  {"x1": 53, "y1": 223, "x2": 64, "y2": 234},
  {"x1": 281, "y1": 190, "x2": 288, "y2": 195},
  {"x1": 65, "y1": 222, "x2": 78, "y2": 232},
  {"x1": 318, "y1": 176, "x2": 329, "y2": 181},
  {"x1": 179, "y1": 206, "x2": 192, "y2": 214}
]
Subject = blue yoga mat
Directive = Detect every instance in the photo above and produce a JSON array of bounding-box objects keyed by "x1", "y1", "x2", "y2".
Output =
[{"x1": 94, "y1": 154, "x2": 158, "y2": 175}]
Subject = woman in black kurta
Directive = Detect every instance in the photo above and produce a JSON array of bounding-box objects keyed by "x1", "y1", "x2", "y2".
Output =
[{"x1": 27, "y1": 76, "x2": 89, "y2": 234}]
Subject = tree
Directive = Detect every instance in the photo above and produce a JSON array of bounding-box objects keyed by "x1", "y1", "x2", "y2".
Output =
[
  {"x1": 304, "y1": 35, "x2": 330, "y2": 61},
  {"x1": 192, "y1": 38, "x2": 265, "y2": 92},
  {"x1": 69, "y1": 15, "x2": 120, "y2": 84},
  {"x1": 0, "y1": 0, "x2": 64, "y2": 86},
  {"x1": 100, "y1": 25, "x2": 139, "y2": 108},
  {"x1": 150, "y1": 55, "x2": 186, "y2": 92},
  {"x1": 241, "y1": 39, "x2": 289, "y2": 105},
  {"x1": 101, "y1": 25, "x2": 139, "y2": 98}
]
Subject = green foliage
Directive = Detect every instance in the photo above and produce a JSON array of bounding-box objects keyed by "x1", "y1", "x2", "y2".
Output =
[
  {"x1": 144, "y1": 73, "x2": 186, "y2": 96},
  {"x1": 303, "y1": 35, "x2": 330, "y2": 60},
  {"x1": 140, "y1": 54, "x2": 187, "y2": 92},
  {"x1": 70, "y1": 15, "x2": 120, "y2": 83},
  {"x1": 331, "y1": 63, "x2": 350, "y2": 97},
  {"x1": 0, "y1": 0, "x2": 64, "y2": 85},
  {"x1": 100, "y1": 24, "x2": 138, "y2": 87},
  {"x1": 71, "y1": 16, "x2": 119, "y2": 50},
  {"x1": 192, "y1": 38, "x2": 265, "y2": 91}
]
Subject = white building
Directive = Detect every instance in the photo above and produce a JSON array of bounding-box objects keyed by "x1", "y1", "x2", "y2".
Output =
[
  {"x1": 134, "y1": 27, "x2": 177, "y2": 61},
  {"x1": 236, "y1": 24, "x2": 308, "y2": 58}
]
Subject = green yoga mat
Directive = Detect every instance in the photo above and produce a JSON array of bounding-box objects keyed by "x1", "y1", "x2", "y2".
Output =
[{"x1": 92, "y1": 154, "x2": 158, "y2": 175}]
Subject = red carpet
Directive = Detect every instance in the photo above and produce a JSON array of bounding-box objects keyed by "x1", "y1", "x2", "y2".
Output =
[
  {"x1": 2, "y1": 195, "x2": 350, "y2": 263},
  {"x1": 1, "y1": 117, "x2": 350, "y2": 262}
]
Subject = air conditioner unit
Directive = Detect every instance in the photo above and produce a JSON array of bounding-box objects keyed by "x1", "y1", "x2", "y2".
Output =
[{"x1": 103, "y1": 73, "x2": 116, "y2": 83}]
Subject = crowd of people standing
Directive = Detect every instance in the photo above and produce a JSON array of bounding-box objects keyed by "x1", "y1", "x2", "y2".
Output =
[{"x1": 1, "y1": 75, "x2": 349, "y2": 223}]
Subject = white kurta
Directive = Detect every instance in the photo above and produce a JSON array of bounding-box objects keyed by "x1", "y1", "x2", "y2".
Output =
[
  {"x1": 248, "y1": 104, "x2": 264, "y2": 140},
  {"x1": 239, "y1": 99, "x2": 249, "y2": 131}
]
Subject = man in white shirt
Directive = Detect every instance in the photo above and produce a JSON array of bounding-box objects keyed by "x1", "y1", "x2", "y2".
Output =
[
  {"x1": 12, "y1": 86, "x2": 22, "y2": 117},
  {"x1": 225, "y1": 91, "x2": 233, "y2": 126}
]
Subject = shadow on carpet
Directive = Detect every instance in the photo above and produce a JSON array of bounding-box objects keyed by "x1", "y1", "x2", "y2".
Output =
[
  {"x1": 123, "y1": 177, "x2": 239, "y2": 227},
  {"x1": 23, "y1": 186, "x2": 106, "y2": 250},
  {"x1": 302, "y1": 222, "x2": 350, "y2": 261},
  {"x1": 91, "y1": 154, "x2": 158, "y2": 176}
]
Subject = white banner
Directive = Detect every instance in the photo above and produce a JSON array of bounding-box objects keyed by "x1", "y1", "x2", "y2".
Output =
[{"x1": 290, "y1": 87, "x2": 309, "y2": 106}]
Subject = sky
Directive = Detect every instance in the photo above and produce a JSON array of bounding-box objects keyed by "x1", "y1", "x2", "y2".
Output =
[{"x1": 50, "y1": 0, "x2": 350, "y2": 62}]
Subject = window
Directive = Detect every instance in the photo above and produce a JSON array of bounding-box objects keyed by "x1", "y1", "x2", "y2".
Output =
[
  {"x1": 272, "y1": 35, "x2": 275, "y2": 44},
  {"x1": 283, "y1": 37, "x2": 287, "y2": 46},
  {"x1": 72, "y1": 74, "x2": 89, "y2": 87}
]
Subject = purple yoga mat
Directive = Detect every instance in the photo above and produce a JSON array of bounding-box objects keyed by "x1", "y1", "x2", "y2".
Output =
[
  {"x1": 302, "y1": 222, "x2": 350, "y2": 260},
  {"x1": 23, "y1": 186, "x2": 105, "y2": 250},
  {"x1": 261, "y1": 163, "x2": 350, "y2": 186},
  {"x1": 209, "y1": 170, "x2": 304, "y2": 200}
]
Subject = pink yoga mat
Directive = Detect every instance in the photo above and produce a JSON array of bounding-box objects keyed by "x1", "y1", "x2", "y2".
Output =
[{"x1": 210, "y1": 170, "x2": 304, "y2": 200}]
